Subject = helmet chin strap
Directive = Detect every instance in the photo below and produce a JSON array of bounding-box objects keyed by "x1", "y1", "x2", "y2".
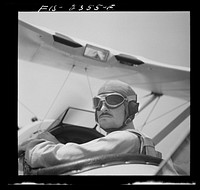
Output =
[{"x1": 124, "y1": 115, "x2": 135, "y2": 126}]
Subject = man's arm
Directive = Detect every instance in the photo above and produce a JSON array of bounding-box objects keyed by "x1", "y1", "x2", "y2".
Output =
[{"x1": 25, "y1": 131, "x2": 140, "y2": 168}]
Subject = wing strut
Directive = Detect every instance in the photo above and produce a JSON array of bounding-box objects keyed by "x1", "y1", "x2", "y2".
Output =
[
  {"x1": 153, "y1": 105, "x2": 190, "y2": 145},
  {"x1": 155, "y1": 130, "x2": 190, "y2": 175}
]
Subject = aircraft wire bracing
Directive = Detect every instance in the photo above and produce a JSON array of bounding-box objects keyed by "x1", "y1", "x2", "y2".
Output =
[
  {"x1": 18, "y1": 99, "x2": 40, "y2": 129},
  {"x1": 37, "y1": 64, "x2": 75, "y2": 132},
  {"x1": 138, "y1": 94, "x2": 189, "y2": 132},
  {"x1": 146, "y1": 101, "x2": 190, "y2": 126},
  {"x1": 140, "y1": 96, "x2": 161, "y2": 131}
]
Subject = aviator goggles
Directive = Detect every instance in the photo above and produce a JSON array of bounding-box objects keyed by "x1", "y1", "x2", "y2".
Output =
[{"x1": 93, "y1": 93, "x2": 129, "y2": 110}]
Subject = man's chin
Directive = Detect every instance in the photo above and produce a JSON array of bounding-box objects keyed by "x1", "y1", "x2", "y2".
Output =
[
  {"x1": 99, "y1": 123, "x2": 117, "y2": 133},
  {"x1": 103, "y1": 128, "x2": 117, "y2": 133}
]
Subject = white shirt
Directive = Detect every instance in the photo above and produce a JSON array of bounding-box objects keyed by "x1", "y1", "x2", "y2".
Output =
[{"x1": 25, "y1": 130, "x2": 140, "y2": 168}]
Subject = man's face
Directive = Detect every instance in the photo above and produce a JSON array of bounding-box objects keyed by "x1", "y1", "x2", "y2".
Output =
[{"x1": 96, "y1": 95, "x2": 126, "y2": 131}]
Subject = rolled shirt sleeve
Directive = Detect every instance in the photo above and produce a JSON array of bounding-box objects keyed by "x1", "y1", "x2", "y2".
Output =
[{"x1": 25, "y1": 131, "x2": 140, "y2": 168}]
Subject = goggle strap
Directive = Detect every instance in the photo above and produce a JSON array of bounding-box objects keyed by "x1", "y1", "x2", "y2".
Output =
[{"x1": 127, "y1": 94, "x2": 137, "y2": 102}]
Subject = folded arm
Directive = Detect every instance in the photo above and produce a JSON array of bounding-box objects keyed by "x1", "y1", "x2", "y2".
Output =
[{"x1": 24, "y1": 131, "x2": 140, "y2": 168}]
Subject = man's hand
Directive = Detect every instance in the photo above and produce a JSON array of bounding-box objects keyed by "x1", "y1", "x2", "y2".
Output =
[
  {"x1": 18, "y1": 131, "x2": 60, "y2": 157},
  {"x1": 36, "y1": 131, "x2": 60, "y2": 143}
]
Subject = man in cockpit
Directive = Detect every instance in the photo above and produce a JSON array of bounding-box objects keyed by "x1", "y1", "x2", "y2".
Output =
[{"x1": 19, "y1": 80, "x2": 177, "y2": 174}]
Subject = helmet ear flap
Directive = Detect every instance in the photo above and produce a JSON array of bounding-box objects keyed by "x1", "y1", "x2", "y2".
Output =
[
  {"x1": 95, "y1": 110, "x2": 98, "y2": 123},
  {"x1": 129, "y1": 101, "x2": 139, "y2": 115},
  {"x1": 124, "y1": 101, "x2": 139, "y2": 124}
]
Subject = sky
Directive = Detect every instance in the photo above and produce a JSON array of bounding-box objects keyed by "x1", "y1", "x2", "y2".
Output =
[{"x1": 18, "y1": 12, "x2": 190, "y2": 159}]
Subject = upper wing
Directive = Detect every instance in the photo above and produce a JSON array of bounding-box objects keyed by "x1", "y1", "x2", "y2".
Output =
[{"x1": 18, "y1": 20, "x2": 190, "y2": 101}]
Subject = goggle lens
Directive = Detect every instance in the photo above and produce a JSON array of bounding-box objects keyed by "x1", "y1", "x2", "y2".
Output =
[
  {"x1": 93, "y1": 94, "x2": 125, "y2": 109},
  {"x1": 106, "y1": 94, "x2": 124, "y2": 105}
]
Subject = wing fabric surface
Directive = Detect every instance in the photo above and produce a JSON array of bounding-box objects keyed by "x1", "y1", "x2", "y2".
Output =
[{"x1": 18, "y1": 20, "x2": 190, "y2": 101}]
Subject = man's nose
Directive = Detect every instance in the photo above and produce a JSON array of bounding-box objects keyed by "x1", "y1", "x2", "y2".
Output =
[{"x1": 100, "y1": 101, "x2": 109, "y2": 111}]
